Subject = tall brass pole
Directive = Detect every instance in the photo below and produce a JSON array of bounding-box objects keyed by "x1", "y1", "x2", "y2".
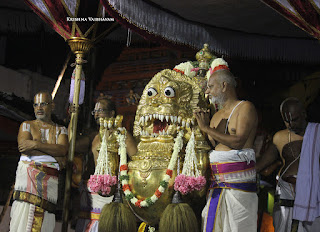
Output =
[{"x1": 62, "y1": 37, "x2": 93, "y2": 232}]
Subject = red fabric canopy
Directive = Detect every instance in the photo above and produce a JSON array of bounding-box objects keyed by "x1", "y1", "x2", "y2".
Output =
[
  {"x1": 262, "y1": 0, "x2": 320, "y2": 40},
  {"x1": 24, "y1": 0, "x2": 105, "y2": 40}
]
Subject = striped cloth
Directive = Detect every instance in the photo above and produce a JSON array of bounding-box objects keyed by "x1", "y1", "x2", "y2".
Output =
[{"x1": 202, "y1": 149, "x2": 258, "y2": 232}]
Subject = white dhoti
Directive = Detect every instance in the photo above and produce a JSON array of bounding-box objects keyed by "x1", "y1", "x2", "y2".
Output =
[
  {"x1": 10, "y1": 201, "x2": 55, "y2": 232},
  {"x1": 202, "y1": 149, "x2": 258, "y2": 232},
  {"x1": 10, "y1": 161, "x2": 59, "y2": 232},
  {"x1": 75, "y1": 181, "x2": 113, "y2": 232},
  {"x1": 274, "y1": 178, "x2": 320, "y2": 232}
]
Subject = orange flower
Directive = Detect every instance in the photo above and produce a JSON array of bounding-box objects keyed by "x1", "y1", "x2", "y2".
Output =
[
  {"x1": 166, "y1": 169, "x2": 173, "y2": 178},
  {"x1": 120, "y1": 164, "x2": 128, "y2": 171},
  {"x1": 155, "y1": 189, "x2": 162, "y2": 198},
  {"x1": 135, "y1": 200, "x2": 142, "y2": 208},
  {"x1": 122, "y1": 184, "x2": 130, "y2": 192}
]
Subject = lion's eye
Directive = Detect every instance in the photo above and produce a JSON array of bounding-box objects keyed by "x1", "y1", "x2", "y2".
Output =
[
  {"x1": 147, "y1": 88, "x2": 158, "y2": 98},
  {"x1": 164, "y1": 87, "x2": 175, "y2": 98}
]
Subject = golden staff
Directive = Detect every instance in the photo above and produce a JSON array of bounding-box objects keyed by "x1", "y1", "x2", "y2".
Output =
[{"x1": 62, "y1": 37, "x2": 93, "y2": 231}]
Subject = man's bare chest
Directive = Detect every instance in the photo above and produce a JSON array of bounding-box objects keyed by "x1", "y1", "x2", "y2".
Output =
[{"x1": 212, "y1": 110, "x2": 237, "y2": 134}]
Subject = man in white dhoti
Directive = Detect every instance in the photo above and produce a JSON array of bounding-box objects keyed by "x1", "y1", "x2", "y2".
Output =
[
  {"x1": 194, "y1": 58, "x2": 258, "y2": 232},
  {"x1": 10, "y1": 91, "x2": 68, "y2": 232}
]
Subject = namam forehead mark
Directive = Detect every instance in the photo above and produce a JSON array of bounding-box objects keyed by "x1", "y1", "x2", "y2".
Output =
[
  {"x1": 34, "y1": 92, "x2": 51, "y2": 103},
  {"x1": 282, "y1": 104, "x2": 302, "y2": 122},
  {"x1": 94, "y1": 102, "x2": 102, "y2": 110}
]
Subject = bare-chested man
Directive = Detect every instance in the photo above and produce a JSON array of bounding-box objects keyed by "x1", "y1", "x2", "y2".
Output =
[
  {"x1": 256, "y1": 97, "x2": 320, "y2": 232},
  {"x1": 194, "y1": 58, "x2": 258, "y2": 232},
  {"x1": 76, "y1": 97, "x2": 137, "y2": 232},
  {"x1": 10, "y1": 91, "x2": 68, "y2": 232}
]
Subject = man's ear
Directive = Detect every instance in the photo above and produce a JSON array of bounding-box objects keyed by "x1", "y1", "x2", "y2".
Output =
[{"x1": 222, "y1": 81, "x2": 227, "y2": 92}]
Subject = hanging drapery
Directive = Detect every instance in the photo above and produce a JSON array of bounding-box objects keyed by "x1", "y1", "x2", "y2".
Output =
[
  {"x1": 101, "y1": 0, "x2": 320, "y2": 63},
  {"x1": 262, "y1": 0, "x2": 320, "y2": 40},
  {"x1": 100, "y1": 0, "x2": 212, "y2": 49}
]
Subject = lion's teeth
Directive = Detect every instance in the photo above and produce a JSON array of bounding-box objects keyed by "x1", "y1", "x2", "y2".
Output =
[
  {"x1": 178, "y1": 116, "x2": 182, "y2": 124},
  {"x1": 160, "y1": 115, "x2": 164, "y2": 122},
  {"x1": 182, "y1": 120, "x2": 186, "y2": 127}
]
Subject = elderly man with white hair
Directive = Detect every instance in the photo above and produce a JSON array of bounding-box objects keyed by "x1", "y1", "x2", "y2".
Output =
[{"x1": 194, "y1": 58, "x2": 258, "y2": 232}]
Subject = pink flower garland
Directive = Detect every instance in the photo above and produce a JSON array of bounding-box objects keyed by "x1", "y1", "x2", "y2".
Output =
[
  {"x1": 174, "y1": 174, "x2": 206, "y2": 195},
  {"x1": 88, "y1": 174, "x2": 117, "y2": 195}
]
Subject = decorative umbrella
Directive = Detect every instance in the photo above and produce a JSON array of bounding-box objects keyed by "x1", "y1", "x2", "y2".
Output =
[
  {"x1": 262, "y1": 0, "x2": 320, "y2": 40},
  {"x1": 23, "y1": 0, "x2": 118, "y2": 230}
]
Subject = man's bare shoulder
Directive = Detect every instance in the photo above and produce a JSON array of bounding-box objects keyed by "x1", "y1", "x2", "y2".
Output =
[
  {"x1": 273, "y1": 129, "x2": 288, "y2": 145},
  {"x1": 21, "y1": 120, "x2": 36, "y2": 125},
  {"x1": 239, "y1": 101, "x2": 256, "y2": 113},
  {"x1": 19, "y1": 120, "x2": 36, "y2": 132},
  {"x1": 92, "y1": 134, "x2": 100, "y2": 144}
]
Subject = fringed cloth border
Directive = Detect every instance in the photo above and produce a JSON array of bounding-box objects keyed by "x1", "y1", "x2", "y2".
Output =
[
  {"x1": 28, "y1": 204, "x2": 45, "y2": 232},
  {"x1": 101, "y1": 0, "x2": 320, "y2": 63},
  {"x1": 13, "y1": 191, "x2": 56, "y2": 213}
]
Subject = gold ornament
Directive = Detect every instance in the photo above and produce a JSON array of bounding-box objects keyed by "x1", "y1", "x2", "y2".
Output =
[{"x1": 128, "y1": 69, "x2": 210, "y2": 225}]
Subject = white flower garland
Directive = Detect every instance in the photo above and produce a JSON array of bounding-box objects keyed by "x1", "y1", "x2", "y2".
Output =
[
  {"x1": 206, "y1": 57, "x2": 229, "y2": 80},
  {"x1": 174, "y1": 131, "x2": 207, "y2": 195},
  {"x1": 119, "y1": 130, "x2": 184, "y2": 208},
  {"x1": 95, "y1": 133, "x2": 110, "y2": 175},
  {"x1": 181, "y1": 131, "x2": 200, "y2": 177},
  {"x1": 88, "y1": 131, "x2": 117, "y2": 194},
  {"x1": 173, "y1": 61, "x2": 196, "y2": 78}
]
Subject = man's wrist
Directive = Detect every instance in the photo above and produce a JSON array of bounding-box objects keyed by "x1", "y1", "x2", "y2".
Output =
[
  {"x1": 202, "y1": 125, "x2": 211, "y2": 134},
  {"x1": 34, "y1": 141, "x2": 40, "y2": 150}
]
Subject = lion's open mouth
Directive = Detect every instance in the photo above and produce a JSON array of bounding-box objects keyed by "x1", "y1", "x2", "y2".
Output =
[
  {"x1": 138, "y1": 114, "x2": 193, "y2": 137},
  {"x1": 153, "y1": 119, "x2": 167, "y2": 134}
]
